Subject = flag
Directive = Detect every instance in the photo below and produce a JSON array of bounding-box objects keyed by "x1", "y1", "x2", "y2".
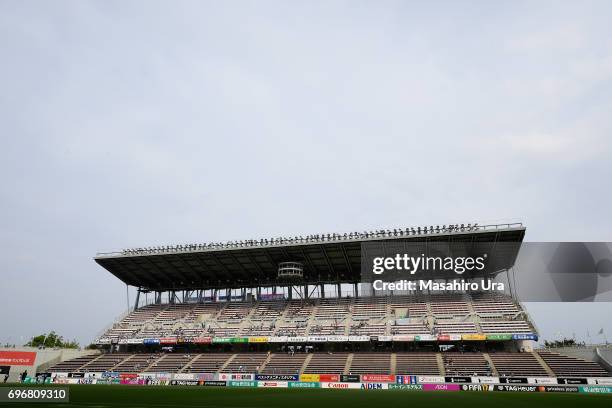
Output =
[{"x1": 598, "y1": 328, "x2": 604, "y2": 335}]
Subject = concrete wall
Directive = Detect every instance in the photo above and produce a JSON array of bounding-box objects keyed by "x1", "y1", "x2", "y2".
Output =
[{"x1": 1, "y1": 347, "x2": 99, "y2": 382}]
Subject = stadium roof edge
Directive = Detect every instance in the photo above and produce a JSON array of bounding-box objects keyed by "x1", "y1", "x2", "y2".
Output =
[{"x1": 94, "y1": 223, "x2": 526, "y2": 291}]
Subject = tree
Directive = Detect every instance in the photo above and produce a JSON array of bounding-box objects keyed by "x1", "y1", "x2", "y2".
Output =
[{"x1": 24, "y1": 331, "x2": 79, "y2": 349}]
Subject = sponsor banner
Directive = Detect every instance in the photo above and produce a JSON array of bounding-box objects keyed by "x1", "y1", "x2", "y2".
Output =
[
  {"x1": 389, "y1": 384, "x2": 424, "y2": 390},
  {"x1": 248, "y1": 337, "x2": 268, "y2": 343},
  {"x1": 97, "y1": 338, "x2": 111, "y2": 344},
  {"x1": 449, "y1": 334, "x2": 462, "y2": 341},
  {"x1": 0, "y1": 366, "x2": 10, "y2": 375},
  {"x1": 423, "y1": 383, "x2": 461, "y2": 391},
  {"x1": 396, "y1": 375, "x2": 418, "y2": 384},
  {"x1": 289, "y1": 381, "x2": 321, "y2": 388},
  {"x1": 360, "y1": 383, "x2": 388, "y2": 390},
  {"x1": 348, "y1": 336, "x2": 370, "y2": 342},
  {"x1": 528, "y1": 377, "x2": 557, "y2": 385},
  {"x1": 494, "y1": 385, "x2": 537, "y2": 392},
  {"x1": 326, "y1": 336, "x2": 349, "y2": 342},
  {"x1": 203, "y1": 380, "x2": 227, "y2": 386},
  {"x1": 486, "y1": 334, "x2": 513, "y2": 341},
  {"x1": 319, "y1": 374, "x2": 340, "y2": 382},
  {"x1": 230, "y1": 337, "x2": 248, "y2": 343},
  {"x1": 417, "y1": 376, "x2": 445, "y2": 384},
  {"x1": 84, "y1": 372, "x2": 103, "y2": 378},
  {"x1": 580, "y1": 386, "x2": 612, "y2": 394},
  {"x1": 445, "y1": 377, "x2": 471, "y2": 384},
  {"x1": 340, "y1": 374, "x2": 360, "y2": 383},
  {"x1": 499, "y1": 377, "x2": 528, "y2": 384},
  {"x1": 173, "y1": 373, "x2": 195, "y2": 381},
  {"x1": 258, "y1": 381, "x2": 289, "y2": 388},
  {"x1": 538, "y1": 385, "x2": 579, "y2": 393},
  {"x1": 511, "y1": 334, "x2": 538, "y2": 341},
  {"x1": 256, "y1": 374, "x2": 299, "y2": 381},
  {"x1": 119, "y1": 373, "x2": 138, "y2": 379},
  {"x1": 197, "y1": 373, "x2": 214, "y2": 381},
  {"x1": 471, "y1": 377, "x2": 499, "y2": 384},
  {"x1": 68, "y1": 373, "x2": 85, "y2": 378},
  {"x1": 587, "y1": 378, "x2": 612, "y2": 385},
  {"x1": 143, "y1": 338, "x2": 160, "y2": 345},
  {"x1": 461, "y1": 384, "x2": 493, "y2": 391},
  {"x1": 121, "y1": 378, "x2": 146, "y2": 385},
  {"x1": 118, "y1": 339, "x2": 128, "y2": 344},
  {"x1": 229, "y1": 380, "x2": 257, "y2": 387},
  {"x1": 212, "y1": 337, "x2": 232, "y2": 344},
  {"x1": 415, "y1": 335, "x2": 436, "y2": 341},
  {"x1": 322, "y1": 382, "x2": 363, "y2": 389},
  {"x1": 287, "y1": 337, "x2": 308, "y2": 343},
  {"x1": 127, "y1": 338, "x2": 144, "y2": 344},
  {"x1": 378, "y1": 336, "x2": 393, "y2": 342},
  {"x1": 0, "y1": 351, "x2": 37, "y2": 366},
  {"x1": 300, "y1": 374, "x2": 320, "y2": 382},
  {"x1": 461, "y1": 334, "x2": 487, "y2": 341},
  {"x1": 218, "y1": 373, "x2": 255, "y2": 381},
  {"x1": 307, "y1": 336, "x2": 328, "y2": 343},
  {"x1": 557, "y1": 378, "x2": 588, "y2": 385},
  {"x1": 437, "y1": 335, "x2": 451, "y2": 341},
  {"x1": 102, "y1": 371, "x2": 119, "y2": 378},
  {"x1": 268, "y1": 336, "x2": 288, "y2": 343},
  {"x1": 392, "y1": 335, "x2": 414, "y2": 342},
  {"x1": 362, "y1": 374, "x2": 395, "y2": 383},
  {"x1": 137, "y1": 373, "x2": 157, "y2": 379},
  {"x1": 160, "y1": 337, "x2": 177, "y2": 345},
  {"x1": 170, "y1": 380, "x2": 200, "y2": 386},
  {"x1": 193, "y1": 337, "x2": 212, "y2": 344}
]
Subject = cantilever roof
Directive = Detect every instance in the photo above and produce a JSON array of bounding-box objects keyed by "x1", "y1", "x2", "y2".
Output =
[{"x1": 95, "y1": 224, "x2": 526, "y2": 291}]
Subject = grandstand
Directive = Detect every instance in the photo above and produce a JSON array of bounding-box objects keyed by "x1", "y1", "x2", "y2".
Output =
[{"x1": 46, "y1": 222, "x2": 611, "y2": 384}]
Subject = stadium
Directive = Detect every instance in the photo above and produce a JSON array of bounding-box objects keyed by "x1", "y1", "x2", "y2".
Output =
[{"x1": 3, "y1": 222, "x2": 610, "y2": 406}]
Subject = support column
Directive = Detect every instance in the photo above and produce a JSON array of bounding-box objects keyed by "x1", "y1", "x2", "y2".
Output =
[{"x1": 134, "y1": 289, "x2": 141, "y2": 311}]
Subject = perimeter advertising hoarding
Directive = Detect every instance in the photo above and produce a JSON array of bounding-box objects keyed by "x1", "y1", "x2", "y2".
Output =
[
  {"x1": 580, "y1": 386, "x2": 612, "y2": 393},
  {"x1": 255, "y1": 374, "x2": 299, "y2": 381},
  {"x1": 258, "y1": 381, "x2": 289, "y2": 388},
  {"x1": 361, "y1": 374, "x2": 395, "y2": 383},
  {"x1": 218, "y1": 373, "x2": 254, "y2": 381},
  {"x1": 0, "y1": 351, "x2": 36, "y2": 366},
  {"x1": 587, "y1": 378, "x2": 612, "y2": 385},
  {"x1": 229, "y1": 381, "x2": 257, "y2": 387},
  {"x1": 289, "y1": 381, "x2": 320, "y2": 388},
  {"x1": 423, "y1": 384, "x2": 461, "y2": 391},
  {"x1": 389, "y1": 384, "x2": 423, "y2": 390}
]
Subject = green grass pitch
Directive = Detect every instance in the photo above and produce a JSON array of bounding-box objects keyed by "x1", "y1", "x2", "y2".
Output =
[{"x1": 2, "y1": 384, "x2": 612, "y2": 408}]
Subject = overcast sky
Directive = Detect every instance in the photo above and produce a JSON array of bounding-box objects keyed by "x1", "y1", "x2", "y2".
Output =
[{"x1": 1, "y1": 1, "x2": 611, "y2": 347}]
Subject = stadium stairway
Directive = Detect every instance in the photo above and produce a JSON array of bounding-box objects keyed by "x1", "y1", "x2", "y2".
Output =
[
  {"x1": 179, "y1": 355, "x2": 200, "y2": 373},
  {"x1": 390, "y1": 353, "x2": 397, "y2": 375},
  {"x1": 219, "y1": 354, "x2": 237, "y2": 372},
  {"x1": 436, "y1": 353, "x2": 446, "y2": 376},
  {"x1": 343, "y1": 354, "x2": 354, "y2": 375},
  {"x1": 482, "y1": 353, "x2": 499, "y2": 376},
  {"x1": 532, "y1": 351, "x2": 556, "y2": 377},
  {"x1": 300, "y1": 353, "x2": 314, "y2": 374},
  {"x1": 257, "y1": 353, "x2": 274, "y2": 373}
]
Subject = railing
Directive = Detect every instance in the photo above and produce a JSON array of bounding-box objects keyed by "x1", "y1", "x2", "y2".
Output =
[{"x1": 96, "y1": 222, "x2": 524, "y2": 257}]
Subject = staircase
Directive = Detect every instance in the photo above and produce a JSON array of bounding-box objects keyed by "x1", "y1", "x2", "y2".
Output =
[{"x1": 531, "y1": 352, "x2": 556, "y2": 376}]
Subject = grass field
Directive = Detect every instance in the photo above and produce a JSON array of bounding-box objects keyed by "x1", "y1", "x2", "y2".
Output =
[{"x1": 2, "y1": 384, "x2": 612, "y2": 408}]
